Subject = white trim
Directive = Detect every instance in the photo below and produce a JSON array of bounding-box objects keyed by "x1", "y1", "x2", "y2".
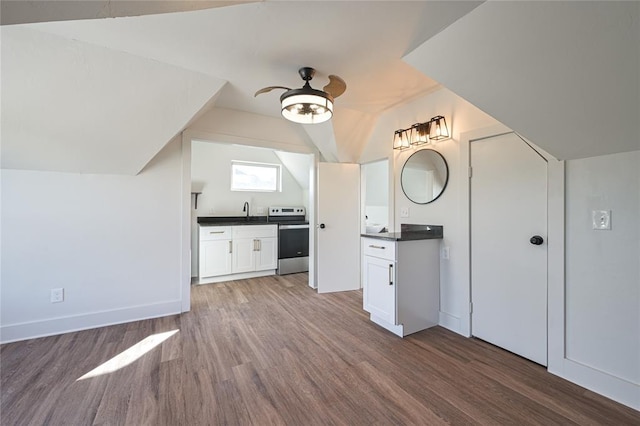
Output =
[
  {"x1": 438, "y1": 311, "x2": 461, "y2": 333},
  {"x1": 0, "y1": 300, "x2": 182, "y2": 344},
  {"x1": 195, "y1": 270, "x2": 277, "y2": 285},
  {"x1": 184, "y1": 129, "x2": 317, "y2": 155},
  {"x1": 549, "y1": 358, "x2": 640, "y2": 410},
  {"x1": 458, "y1": 123, "x2": 511, "y2": 337},
  {"x1": 181, "y1": 133, "x2": 192, "y2": 313}
]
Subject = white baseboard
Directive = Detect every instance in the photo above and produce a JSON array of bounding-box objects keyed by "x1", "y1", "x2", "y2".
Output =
[
  {"x1": 195, "y1": 270, "x2": 275, "y2": 285},
  {"x1": 549, "y1": 358, "x2": 640, "y2": 410},
  {"x1": 0, "y1": 300, "x2": 182, "y2": 344},
  {"x1": 439, "y1": 311, "x2": 465, "y2": 336}
]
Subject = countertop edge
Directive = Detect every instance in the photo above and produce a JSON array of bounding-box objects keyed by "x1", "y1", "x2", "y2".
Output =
[{"x1": 361, "y1": 232, "x2": 443, "y2": 242}]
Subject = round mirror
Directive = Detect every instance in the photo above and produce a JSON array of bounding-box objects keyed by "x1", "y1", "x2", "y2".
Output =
[{"x1": 401, "y1": 149, "x2": 449, "y2": 204}]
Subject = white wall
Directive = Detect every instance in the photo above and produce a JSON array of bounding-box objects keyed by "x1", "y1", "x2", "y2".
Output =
[
  {"x1": 1, "y1": 138, "x2": 184, "y2": 343},
  {"x1": 191, "y1": 141, "x2": 306, "y2": 216},
  {"x1": 565, "y1": 151, "x2": 640, "y2": 387}
]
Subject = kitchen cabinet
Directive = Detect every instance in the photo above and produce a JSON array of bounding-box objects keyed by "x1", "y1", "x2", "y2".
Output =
[
  {"x1": 362, "y1": 233, "x2": 440, "y2": 337},
  {"x1": 199, "y1": 226, "x2": 232, "y2": 278},
  {"x1": 232, "y1": 225, "x2": 278, "y2": 273},
  {"x1": 199, "y1": 224, "x2": 277, "y2": 282}
]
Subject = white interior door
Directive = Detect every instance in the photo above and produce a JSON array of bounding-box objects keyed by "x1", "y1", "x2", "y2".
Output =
[
  {"x1": 471, "y1": 133, "x2": 548, "y2": 366},
  {"x1": 317, "y1": 162, "x2": 360, "y2": 293}
]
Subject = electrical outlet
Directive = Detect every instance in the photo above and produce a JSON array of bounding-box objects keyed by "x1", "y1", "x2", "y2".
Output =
[
  {"x1": 592, "y1": 210, "x2": 611, "y2": 230},
  {"x1": 51, "y1": 288, "x2": 64, "y2": 303},
  {"x1": 442, "y1": 247, "x2": 450, "y2": 260},
  {"x1": 400, "y1": 207, "x2": 409, "y2": 218}
]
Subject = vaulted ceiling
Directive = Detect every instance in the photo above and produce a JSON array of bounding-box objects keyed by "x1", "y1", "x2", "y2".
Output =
[{"x1": 2, "y1": 1, "x2": 638, "y2": 175}]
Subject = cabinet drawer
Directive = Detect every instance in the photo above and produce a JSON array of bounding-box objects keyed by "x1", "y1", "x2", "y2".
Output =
[
  {"x1": 200, "y1": 226, "x2": 232, "y2": 241},
  {"x1": 232, "y1": 225, "x2": 277, "y2": 239},
  {"x1": 362, "y1": 237, "x2": 396, "y2": 260}
]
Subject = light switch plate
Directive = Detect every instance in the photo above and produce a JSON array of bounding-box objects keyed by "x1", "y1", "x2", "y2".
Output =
[
  {"x1": 400, "y1": 207, "x2": 409, "y2": 218},
  {"x1": 592, "y1": 210, "x2": 611, "y2": 230}
]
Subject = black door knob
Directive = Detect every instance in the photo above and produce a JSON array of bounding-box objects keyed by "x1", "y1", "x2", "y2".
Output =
[
  {"x1": 530, "y1": 235, "x2": 544, "y2": 245},
  {"x1": 319, "y1": 223, "x2": 325, "y2": 229}
]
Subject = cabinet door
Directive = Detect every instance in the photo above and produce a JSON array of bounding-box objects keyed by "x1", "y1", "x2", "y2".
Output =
[
  {"x1": 363, "y1": 255, "x2": 396, "y2": 324},
  {"x1": 199, "y1": 240, "x2": 232, "y2": 278},
  {"x1": 255, "y1": 237, "x2": 277, "y2": 271},
  {"x1": 232, "y1": 238, "x2": 255, "y2": 273}
]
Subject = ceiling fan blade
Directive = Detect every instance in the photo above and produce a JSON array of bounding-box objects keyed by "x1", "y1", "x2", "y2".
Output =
[
  {"x1": 254, "y1": 86, "x2": 291, "y2": 97},
  {"x1": 323, "y1": 75, "x2": 347, "y2": 98}
]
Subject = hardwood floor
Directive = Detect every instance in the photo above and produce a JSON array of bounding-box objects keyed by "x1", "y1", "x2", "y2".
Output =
[{"x1": 2, "y1": 273, "x2": 639, "y2": 425}]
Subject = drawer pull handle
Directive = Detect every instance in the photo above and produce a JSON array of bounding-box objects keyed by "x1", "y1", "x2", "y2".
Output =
[
  {"x1": 368, "y1": 245, "x2": 385, "y2": 249},
  {"x1": 209, "y1": 231, "x2": 225, "y2": 234},
  {"x1": 389, "y1": 264, "x2": 394, "y2": 286},
  {"x1": 229, "y1": 241, "x2": 232, "y2": 254}
]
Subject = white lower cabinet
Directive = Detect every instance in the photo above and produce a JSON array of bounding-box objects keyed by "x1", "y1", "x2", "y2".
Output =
[
  {"x1": 199, "y1": 224, "x2": 278, "y2": 282},
  {"x1": 254, "y1": 237, "x2": 277, "y2": 271},
  {"x1": 199, "y1": 227, "x2": 232, "y2": 278},
  {"x1": 232, "y1": 225, "x2": 277, "y2": 273},
  {"x1": 362, "y1": 236, "x2": 440, "y2": 337}
]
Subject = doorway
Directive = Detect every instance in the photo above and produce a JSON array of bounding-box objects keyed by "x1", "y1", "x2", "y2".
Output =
[
  {"x1": 361, "y1": 159, "x2": 390, "y2": 234},
  {"x1": 470, "y1": 132, "x2": 548, "y2": 366},
  {"x1": 189, "y1": 140, "x2": 313, "y2": 286}
]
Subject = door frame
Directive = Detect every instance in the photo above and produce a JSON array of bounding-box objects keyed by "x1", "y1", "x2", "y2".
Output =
[
  {"x1": 469, "y1": 132, "x2": 550, "y2": 365},
  {"x1": 459, "y1": 124, "x2": 564, "y2": 365},
  {"x1": 179, "y1": 129, "x2": 320, "y2": 311}
]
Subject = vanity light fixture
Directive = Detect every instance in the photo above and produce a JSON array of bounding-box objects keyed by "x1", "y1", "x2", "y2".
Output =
[
  {"x1": 393, "y1": 129, "x2": 411, "y2": 150},
  {"x1": 428, "y1": 115, "x2": 450, "y2": 141},
  {"x1": 393, "y1": 115, "x2": 450, "y2": 150},
  {"x1": 410, "y1": 122, "x2": 430, "y2": 145}
]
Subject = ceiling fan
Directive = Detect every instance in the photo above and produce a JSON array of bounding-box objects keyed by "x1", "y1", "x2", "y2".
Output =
[{"x1": 254, "y1": 67, "x2": 346, "y2": 124}]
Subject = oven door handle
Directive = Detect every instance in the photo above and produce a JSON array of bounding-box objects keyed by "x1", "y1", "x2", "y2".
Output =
[{"x1": 278, "y1": 224, "x2": 310, "y2": 230}]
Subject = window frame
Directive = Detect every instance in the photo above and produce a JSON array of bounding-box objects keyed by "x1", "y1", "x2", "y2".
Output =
[{"x1": 230, "y1": 160, "x2": 282, "y2": 192}]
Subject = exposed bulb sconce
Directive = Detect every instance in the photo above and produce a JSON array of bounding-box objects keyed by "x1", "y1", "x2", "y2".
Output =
[
  {"x1": 393, "y1": 115, "x2": 449, "y2": 150},
  {"x1": 428, "y1": 115, "x2": 449, "y2": 141},
  {"x1": 392, "y1": 129, "x2": 410, "y2": 150}
]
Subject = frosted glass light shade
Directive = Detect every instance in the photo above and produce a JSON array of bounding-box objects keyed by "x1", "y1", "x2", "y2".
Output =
[{"x1": 281, "y1": 93, "x2": 333, "y2": 124}]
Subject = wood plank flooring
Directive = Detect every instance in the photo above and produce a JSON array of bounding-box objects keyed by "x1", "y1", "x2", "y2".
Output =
[{"x1": 2, "y1": 273, "x2": 639, "y2": 425}]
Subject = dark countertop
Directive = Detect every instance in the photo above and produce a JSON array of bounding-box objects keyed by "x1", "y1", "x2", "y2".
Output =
[
  {"x1": 197, "y1": 216, "x2": 308, "y2": 226},
  {"x1": 361, "y1": 224, "x2": 443, "y2": 241}
]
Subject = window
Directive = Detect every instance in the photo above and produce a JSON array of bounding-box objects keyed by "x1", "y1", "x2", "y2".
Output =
[{"x1": 230, "y1": 161, "x2": 281, "y2": 192}]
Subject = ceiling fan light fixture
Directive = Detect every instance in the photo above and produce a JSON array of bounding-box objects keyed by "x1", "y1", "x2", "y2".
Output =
[{"x1": 281, "y1": 89, "x2": 333, "y2": 124}]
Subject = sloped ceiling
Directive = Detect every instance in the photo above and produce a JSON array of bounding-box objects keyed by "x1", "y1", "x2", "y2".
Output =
[
  {"x1": 1, "y1": 1, "x2": 483, "y2": 174},
  {"x1": 1, "y1": 27, "x2": 226, "y2": 174},
  {"x1": 1, "y1": 1, "x2": 259, "y2": 25},
  {"x1": 404, "y1": 1, "x2": 640, "y2": 160}
]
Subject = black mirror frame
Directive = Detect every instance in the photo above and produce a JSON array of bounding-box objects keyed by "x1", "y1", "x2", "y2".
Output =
[{"x1": 400, "y1": 148, "x2": 449, "y2": 205}]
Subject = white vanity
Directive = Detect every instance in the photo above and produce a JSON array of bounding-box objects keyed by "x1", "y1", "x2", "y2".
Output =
[{"x1": 361, "y1": 224, "x2": 442, "y2": 337}]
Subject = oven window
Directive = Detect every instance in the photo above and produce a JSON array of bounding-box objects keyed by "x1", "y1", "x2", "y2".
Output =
[{"x1": 279, "y1": 228, "x2": 309, "y2": 259}]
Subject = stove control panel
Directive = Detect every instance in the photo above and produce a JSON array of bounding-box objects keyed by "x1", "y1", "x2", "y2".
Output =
[{"x1": 268, "y1": 206, "x2": 306, "y2": 216}]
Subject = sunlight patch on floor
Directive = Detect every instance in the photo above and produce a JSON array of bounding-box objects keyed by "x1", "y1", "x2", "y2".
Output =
[{"x1": 76, "y1": 329, "x2": 179, "y2": 381}]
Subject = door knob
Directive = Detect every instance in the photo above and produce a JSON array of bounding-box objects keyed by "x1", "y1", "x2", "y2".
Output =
[
  {"x1": 319, "y1": 223, "x2": 325, "y2": 229},
  {"x1": 530, "y1": 235, "x2": 544, "y2": 245}
]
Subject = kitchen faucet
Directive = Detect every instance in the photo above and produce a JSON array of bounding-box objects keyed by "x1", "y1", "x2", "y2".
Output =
[{"x1": 243, "y1": 201, "x2": 250, "y2": 220}]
